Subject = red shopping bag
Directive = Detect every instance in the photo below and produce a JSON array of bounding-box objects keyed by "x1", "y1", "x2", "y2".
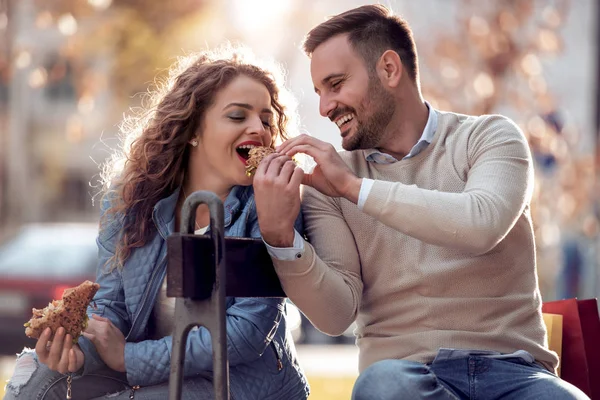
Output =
[{"x1": 542, "y1": 298, "x2": 600, "y2": 399}]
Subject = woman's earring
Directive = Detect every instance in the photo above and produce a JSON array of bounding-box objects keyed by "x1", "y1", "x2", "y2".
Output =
[{"x1": 190, "y1": 139, "x2": 198, "y2": 147}]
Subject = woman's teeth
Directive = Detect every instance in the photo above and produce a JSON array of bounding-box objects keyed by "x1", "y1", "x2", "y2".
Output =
[{"x1": 236, "y1": 144, "x2": 257, "y2": 160}]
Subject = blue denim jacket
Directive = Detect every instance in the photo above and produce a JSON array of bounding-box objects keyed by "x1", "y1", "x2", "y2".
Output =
[{"x1": 78, "y1": 185, "x2": 309, "y2": 400}]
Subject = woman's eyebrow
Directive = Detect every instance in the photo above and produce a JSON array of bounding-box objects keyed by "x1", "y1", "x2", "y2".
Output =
[{"x1": 223, "y1": 103, "x2": 272, "y2": 114}]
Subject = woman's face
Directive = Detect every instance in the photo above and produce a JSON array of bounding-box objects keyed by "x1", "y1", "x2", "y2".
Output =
[{"x1": 190, "y1": 74, "x2": 275, "y2": 188}]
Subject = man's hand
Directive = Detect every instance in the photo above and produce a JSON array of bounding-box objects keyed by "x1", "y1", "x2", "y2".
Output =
[
  {"x1": 36, "y1": 327, "x2": 85, "y2": 373},
  {"x1": 83, "y1": 314, "x2": 126, "y2": 372},
  {"x1": 277, "y1": 135, "x2": 362, "y2": 203},
  {"x1": 253, "y1": 153, "x2": 304, "y2": 247}
]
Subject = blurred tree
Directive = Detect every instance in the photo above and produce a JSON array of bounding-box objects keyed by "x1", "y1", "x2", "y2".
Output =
[
  {"x1": 24, "y1": 0, "x2": 214, "y2": 103},
  {"x1": 420, "y1": 0, "x2": 596, "y2": 298},
  {"x1": 0, "y1": 0, "x2": 220, "y2": 225}
]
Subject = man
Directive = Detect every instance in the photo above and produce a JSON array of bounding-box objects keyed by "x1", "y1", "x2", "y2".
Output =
[{"x1": 252, "y1": 4, "x2": 587, "y2": 399}]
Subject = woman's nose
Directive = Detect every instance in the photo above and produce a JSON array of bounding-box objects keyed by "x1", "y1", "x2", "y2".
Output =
[{"x1": 247, "y1": 116, "x2": 267, "y2": 134}]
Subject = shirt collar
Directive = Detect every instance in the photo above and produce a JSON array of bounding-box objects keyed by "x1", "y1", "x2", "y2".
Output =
[{"x1": 365, "y1": 101, "x2": 438, "y2": 164}]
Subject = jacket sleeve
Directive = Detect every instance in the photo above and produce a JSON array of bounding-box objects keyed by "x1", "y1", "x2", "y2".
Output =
[
  {"x1": 124, "y1": 293, "x2": 284, "y2": 386},
  {"x1": 77, "y1": 195, "x2": 131, "y2": 376}
]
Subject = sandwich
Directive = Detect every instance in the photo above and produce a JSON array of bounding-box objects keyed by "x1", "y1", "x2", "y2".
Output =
[
  {"x1": 245, "y1": 146, "x2": 276, "y2": 177},
  {"x1": 24, "y1": 280, "x2": 100, "y2": 341}
]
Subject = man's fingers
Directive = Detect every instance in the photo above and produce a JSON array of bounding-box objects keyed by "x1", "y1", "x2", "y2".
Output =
[
  {"x1": 275, "y1": 136, "x2": 300, "y2": 154},
  {"x1": 277, "y1": 134, "x2": 327, "y2": 154},
  {"x1": 302, "y1": 172, "x2": 314, "y2": 187},
  {"x1": 283, "y1": 144, "x2": 324, "y2": 162}
]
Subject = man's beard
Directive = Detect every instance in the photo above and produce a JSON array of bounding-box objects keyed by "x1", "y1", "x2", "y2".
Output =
[{"x1": 342, "y1": 78, "x2": 395, "y2": 151}]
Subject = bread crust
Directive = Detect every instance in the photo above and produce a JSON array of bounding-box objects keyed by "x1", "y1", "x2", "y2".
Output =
[{"x1": 24, "y1": 280, "x2": 100, "y2": 341}]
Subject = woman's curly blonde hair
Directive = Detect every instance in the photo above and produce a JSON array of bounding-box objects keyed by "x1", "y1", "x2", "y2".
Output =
[{"x1": 100, "y1": 45, "x2": 297, "y2": 269}]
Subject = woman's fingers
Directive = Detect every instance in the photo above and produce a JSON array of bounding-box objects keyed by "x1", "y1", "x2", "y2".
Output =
[
  {"x1": 90, "y1": 314, "x2": 109, "y2": 323},
  {"x1": 47, "y1": 328, "x2": 66, "y2": 366},
  {"x1": 279, "y1": 160, "x2": 299, "y2": 183},
  {"x1": 290, "y1": 165, "x2": 305, "y2": 188},
  {"x1": 84, "y1": 316, "x2": 103, "y2": 335},
  {"x1": 35, "y1": 327, "x2": 52, "y2": 360},
  {"x1": 263, "y1": 154, "x2": 291, "y2": 179},
  {"x1": 82, "y1": 331, "x2": 96, "y2": 343},
  {"x1": 68, "y1": 348, "x2": 79, "y2": 373},
  {"x1": 57, "y1": 334, "x2": 73, "y2": 374}
]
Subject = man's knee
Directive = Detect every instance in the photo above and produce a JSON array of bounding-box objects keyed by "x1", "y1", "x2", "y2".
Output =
[{"x1": 352, "y1": 359, "x2": 430, "y2": 400}]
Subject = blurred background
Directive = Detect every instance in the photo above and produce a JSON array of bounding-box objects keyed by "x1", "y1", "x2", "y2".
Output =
[{"x1": 0, "y1": 0, "x2": 598, "y2": 398}]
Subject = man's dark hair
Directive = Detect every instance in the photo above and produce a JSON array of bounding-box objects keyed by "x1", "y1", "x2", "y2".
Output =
[{"x1": 303, "y1": 4, "x2": 419, "y2": 83}]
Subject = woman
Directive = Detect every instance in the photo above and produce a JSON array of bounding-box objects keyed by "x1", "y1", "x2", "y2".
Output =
[{"x1": 4, "y1": 46, "x2": 309, "y2": 400}]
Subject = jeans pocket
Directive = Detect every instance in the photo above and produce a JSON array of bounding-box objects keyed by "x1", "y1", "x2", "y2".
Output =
[{"x1": 499, "y1": 357, "x2": 554, "y2": 376}]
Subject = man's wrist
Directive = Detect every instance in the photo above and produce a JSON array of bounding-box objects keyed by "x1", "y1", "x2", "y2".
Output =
[{"x1": 343, "y1": 176, "x2": 363, "y2": 204}]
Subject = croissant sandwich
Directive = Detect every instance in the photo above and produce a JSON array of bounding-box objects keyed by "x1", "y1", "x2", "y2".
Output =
[
  {"x1": 24, "y1": 280, "x2": 100, "y2": 341},
  {"x1": 245, "y1": 146, "x2": 276, "y2": 177}
]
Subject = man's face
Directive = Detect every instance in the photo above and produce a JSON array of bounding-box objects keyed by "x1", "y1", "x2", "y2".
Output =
[{"x1": 310, "y1": 34, "x2": 395, "y2": 151}]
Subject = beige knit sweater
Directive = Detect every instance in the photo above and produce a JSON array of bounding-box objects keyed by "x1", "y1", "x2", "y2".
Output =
[{"x1": 273, "y1": 110, "x2": 559, "y2": 373}]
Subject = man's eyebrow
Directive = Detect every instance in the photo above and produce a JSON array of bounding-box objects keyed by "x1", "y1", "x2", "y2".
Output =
[
  {"x1": 314, "y1": 73, "x2": 345, "y2": 93},
  {"x1": 223, "y1": 103, "x2": 272, "y2": 114}
]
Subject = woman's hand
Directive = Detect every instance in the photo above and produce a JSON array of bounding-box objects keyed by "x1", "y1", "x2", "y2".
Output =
[
  {"x1": 253, "y1": 153, "x2": 304, "y2": 247},
  {"x1": 35, "y1": 327, "x2": 85, "y2": 374},
  {"x1": 83, "y1": 314, "x2": 126, "y2": 372}
]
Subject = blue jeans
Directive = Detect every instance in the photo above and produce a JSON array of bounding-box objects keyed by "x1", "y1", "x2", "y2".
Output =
[
  {"x1": 3, "y1": 349, "x2": 215, "y2": 400},
  {"x1": 352, "y1": 355, "x2": 589, "y2": 400}
]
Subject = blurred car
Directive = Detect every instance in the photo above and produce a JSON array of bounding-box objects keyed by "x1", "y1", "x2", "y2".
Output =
[{"x1": 0, "y1": 223, "x2": 99, "y2": 355}]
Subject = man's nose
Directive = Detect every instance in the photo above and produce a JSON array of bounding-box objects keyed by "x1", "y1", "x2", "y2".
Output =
[{"x1": 319, "y1": 96, "x2": 336, "y2": 118}]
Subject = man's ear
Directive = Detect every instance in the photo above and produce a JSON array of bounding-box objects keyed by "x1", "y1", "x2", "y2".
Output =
[{"x1": 376, "y1": 50, "x2": 403, "y2": 88}]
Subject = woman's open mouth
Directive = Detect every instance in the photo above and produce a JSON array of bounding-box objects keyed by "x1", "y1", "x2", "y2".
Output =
[{"x1": 235, "y1": 142, "x2": 260, "y2": 165}]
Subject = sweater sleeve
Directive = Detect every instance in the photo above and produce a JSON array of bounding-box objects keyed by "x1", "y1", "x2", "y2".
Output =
[
  {"x1": 272, "y1": 188, "x2": 363, "y2": 336},
  {"x1": 362, "y1": 115, "x2": 534, "y2": 255}
]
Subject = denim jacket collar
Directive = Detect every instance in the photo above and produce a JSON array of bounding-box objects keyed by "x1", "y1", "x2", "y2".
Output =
[{"x1": 152, "y1": 185, "x2": 252, "y2": 239}]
